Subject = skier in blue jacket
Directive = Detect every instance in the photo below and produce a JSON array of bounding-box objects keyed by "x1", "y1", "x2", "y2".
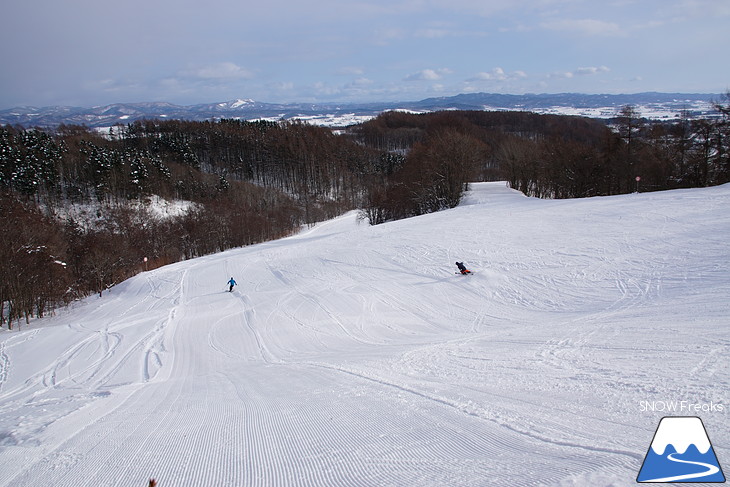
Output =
[{"x1": 227, "y1": 277, "x2": 237, "y2": 292}]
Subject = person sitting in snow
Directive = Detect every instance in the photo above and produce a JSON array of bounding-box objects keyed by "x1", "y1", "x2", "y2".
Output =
[
  {"x1": 455, "y1": 262, "x2": 471, "y2": 274},
  {"x1": 227, "y1": 277, "x2": 237, "y2": 292}
]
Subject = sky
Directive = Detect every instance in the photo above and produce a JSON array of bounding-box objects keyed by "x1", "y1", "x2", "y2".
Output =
[{"x1": 1, "y1": 0, "x2": 729, "y2": 108}]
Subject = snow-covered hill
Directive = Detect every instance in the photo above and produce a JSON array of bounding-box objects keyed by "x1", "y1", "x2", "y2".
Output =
[
  {"x1": 0, "y1": 92, "x2": 720, "y2": 128},
  {"x1": 0, "y1": 182, "x2": 728, "y2": 486}
]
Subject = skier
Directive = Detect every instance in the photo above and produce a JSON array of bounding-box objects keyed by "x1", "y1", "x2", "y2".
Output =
[
  {"x1": 227, "y1": 277, "x2": 237, "y2": 292},
  {"x1": 455, "y1": 261, "x2": 471, "y2": 275}
]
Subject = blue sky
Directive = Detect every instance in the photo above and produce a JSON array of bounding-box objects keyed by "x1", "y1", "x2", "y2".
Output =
[{"x1": 2, "y1": 0, "x2": 728, "y2": 108}]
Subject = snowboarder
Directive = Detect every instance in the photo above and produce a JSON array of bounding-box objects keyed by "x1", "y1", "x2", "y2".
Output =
[
  {"x1": 227, "y1": 277, "x2": 237, "y2": 292},
  {"x1": 455, "y1": 262, "x2": 471, "y2": 275}
]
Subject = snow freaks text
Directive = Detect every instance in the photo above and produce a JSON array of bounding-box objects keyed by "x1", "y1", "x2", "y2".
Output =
[{"x1": 639, "y1": 401, "x2": 725, "y2": 413}]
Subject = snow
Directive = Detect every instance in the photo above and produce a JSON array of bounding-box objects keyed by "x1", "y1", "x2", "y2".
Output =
[
  {"x1": 49, "y1": 195, "x2": 196, "y2": 230},
  {"x1": 290, "y1": 113, "x2": 376, "y2": 127},
  {"x1": 1, "y1": 182, "x2": 728, "y2": 486},
  {"x1": 474, "y1": 101, "x2": 717, "y2": 121},
  {"x1": 216, "y1": 99, "x2": 256, "y2": 110},
  {"x1": 142, "y1": 195, "x2": 197, "y2": 219}
]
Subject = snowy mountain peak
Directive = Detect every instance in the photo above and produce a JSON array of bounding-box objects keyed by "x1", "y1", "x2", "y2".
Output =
[
  {"x1": 650, "y1": 417, "x2": 712, "y2": 455},
  {"x1": 220, "y1": 98, "x2": 255, "y2": 109},
  {"x1": 0, "y1": 92, "x2": 721, "y2": 128}
]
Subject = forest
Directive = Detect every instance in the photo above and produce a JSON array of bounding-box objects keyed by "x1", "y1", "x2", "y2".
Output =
[{"x1": 1, "y1": 95, "x2": 729, "y2": 328}]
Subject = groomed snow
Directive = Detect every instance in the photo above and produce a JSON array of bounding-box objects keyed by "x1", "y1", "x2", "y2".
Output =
[{"x1": 1, "y1": 182, "x2": 728, "y2": 486}]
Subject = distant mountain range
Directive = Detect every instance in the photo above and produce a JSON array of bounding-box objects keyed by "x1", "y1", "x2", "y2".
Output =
[{"x1": 0, "y1": 92, "x2": 721, "y2": 129}]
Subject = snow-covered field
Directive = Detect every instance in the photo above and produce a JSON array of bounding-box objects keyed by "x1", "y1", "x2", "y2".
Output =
[{"x1": 1, "y1": 182, "x2": 728, "y2": 486}]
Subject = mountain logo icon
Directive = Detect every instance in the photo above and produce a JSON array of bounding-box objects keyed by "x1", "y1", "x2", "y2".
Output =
[{"x1": 637, "y1": 416, "x2": 726, "y2": 483}]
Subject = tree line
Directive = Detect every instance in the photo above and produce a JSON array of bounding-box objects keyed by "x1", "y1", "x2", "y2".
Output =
[
  {"x1": 2, "y1": 96, "x2": 729, "y2": 328},
  {"x1": 0, "y1": 120, "x2": 380, "y2": 327},
  {"x1": 352, "y1": 95, "x2": 729, "y2": 207}
]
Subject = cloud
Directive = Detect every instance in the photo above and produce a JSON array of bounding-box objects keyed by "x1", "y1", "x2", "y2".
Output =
[
  {"x1": 415, "y1": 28, "x2": 452, "y2": 39},
  {"x1": 275, "y1": 81, "x2": 295, "y2": 91},
  {"x1": 348, "y1": 77, "x2": 374, "y2": 87},
  {"x1": 673, "y1": 0, "x2": 730, "y2": 18},
  {"x1": 469, "y1": 67, "x2": 527, "y2": 82},
  {"x1": 404, "y1": 68, "x2": 452, "y2": 81},
  {"x1": 575, "y1": 66, "x2": 610, "y2": 76},
  {"x1": 191, "y1": 62, "x2": 254, "y2": 80},
  {"x1": 83, "y1": 77, "x2": 147, "y2": 97},
  {"x1": 406, "y1": 0, "x2": 535, "y2": 18},
  {"x1": 541, "y1": 18, "x2": 625, "y2": 37},
  {"x1": 548, "y1": 71, "x2": 574, "y2": 79},
  {"x1": 371, "y1": 27, "x2": 407, "y2": 46},
  {"x1": 549, "y1": 66, "x2": 610, "y2": 79},
  {"x1": 145, "y1": 62, "x2": 257, "y2": 102},
  {"x1": 337, "y1": 66, "x2": 365, "y2": 76}
]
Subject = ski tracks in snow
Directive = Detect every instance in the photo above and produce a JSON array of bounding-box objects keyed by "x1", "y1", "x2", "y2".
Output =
[{"x1": 2, "y1": 184, "x2": 729, "y2": 486}]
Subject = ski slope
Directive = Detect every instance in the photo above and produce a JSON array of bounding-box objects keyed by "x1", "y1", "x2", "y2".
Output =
[{"x1": 1, "y1": 182, "x2": 728, "y2": 486}]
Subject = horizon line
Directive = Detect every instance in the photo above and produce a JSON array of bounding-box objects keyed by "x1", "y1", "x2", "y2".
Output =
[{"x1": 2, "y1": 90, "x2": 723, "y2": 111}]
